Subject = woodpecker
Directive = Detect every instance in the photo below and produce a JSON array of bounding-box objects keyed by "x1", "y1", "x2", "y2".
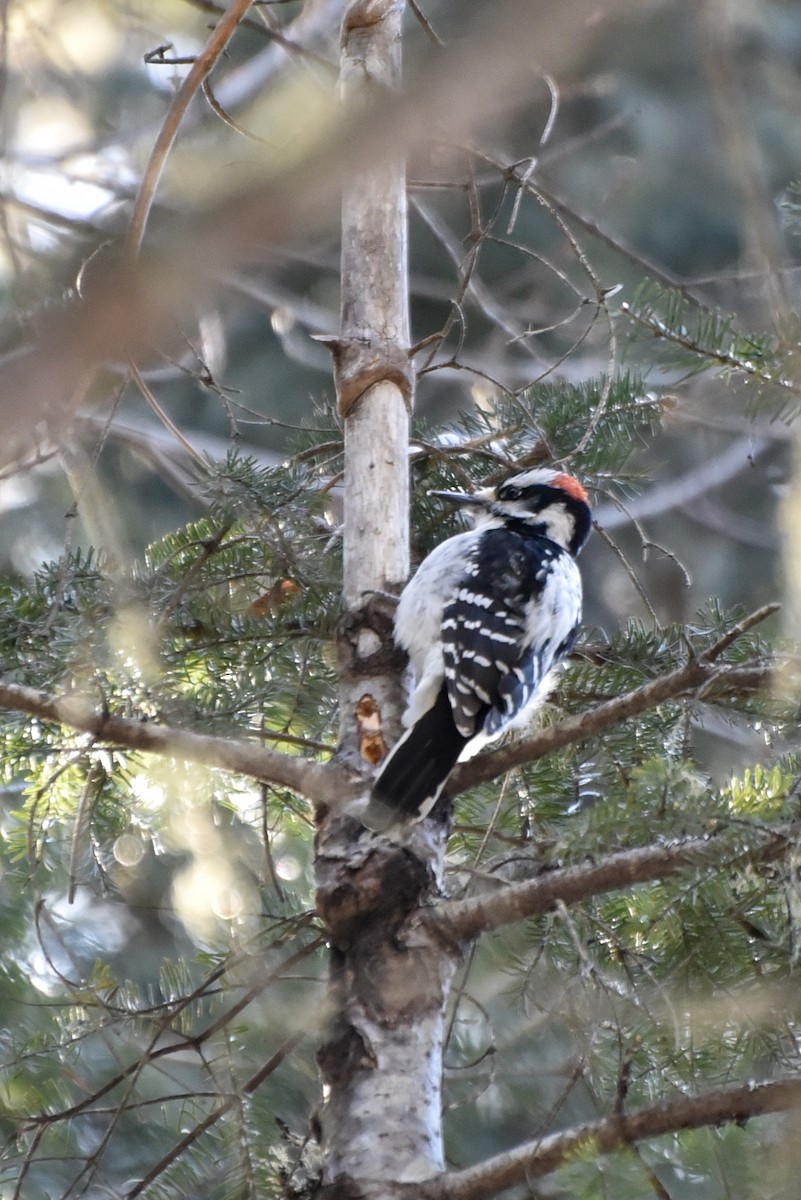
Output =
[{"x1": 362, "y1": 467, "x2": 591, "y2": 832}]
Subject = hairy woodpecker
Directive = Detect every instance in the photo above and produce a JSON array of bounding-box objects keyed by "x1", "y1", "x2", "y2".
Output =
[{"x1": 362, "y1": 467, "x2": 591, "y2": 831}]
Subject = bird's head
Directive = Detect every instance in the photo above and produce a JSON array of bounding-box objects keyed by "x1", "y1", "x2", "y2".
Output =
[{"x1": 431, "y1": 467, "x2": 592, "y2": 556}]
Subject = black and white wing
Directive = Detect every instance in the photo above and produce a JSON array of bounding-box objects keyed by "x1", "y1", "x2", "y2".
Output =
[{"x1": 442, "y1": 528, "x2": 582, "y2": 743}]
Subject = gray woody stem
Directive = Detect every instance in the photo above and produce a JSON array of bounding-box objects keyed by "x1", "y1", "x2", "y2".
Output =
[
  {"x1": 315, "y1": 2, "x2": 458, "y2": 1192},
  {"x1": 331, "y1": 0, "x2": 413, "y2": 766}
]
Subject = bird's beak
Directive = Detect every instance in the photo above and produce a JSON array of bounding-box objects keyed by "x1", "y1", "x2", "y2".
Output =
[{"x1": 429, "y1": 488, "x2": 492, "y2": 508}]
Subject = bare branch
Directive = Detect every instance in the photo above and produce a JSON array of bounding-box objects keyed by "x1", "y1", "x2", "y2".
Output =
[
  {"x1": 0, "y1": 678, "x2": 343, "y2": 804},
  {"x1": 0, "y1": 0, "x2": 631, "y2": 468},
  {"x1": 420, "y1": 1075, "x2": 801, "y2": 1200},
  {"x1": 432, "y1": 826, "x2": 794, "y2": 943},
  {"x1": 124, "y1": 0, "x2": 256, "y2": 267},
  {"x1": 182, "y1": 0, "x2": 337, "y2": 68}
]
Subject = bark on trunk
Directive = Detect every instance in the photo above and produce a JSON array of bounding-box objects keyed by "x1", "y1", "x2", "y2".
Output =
[
  {"x1": 316, "y1": 816, "x2": 458, "y2": 1189},
  {"x1": 333, "y1": 0, "x2": 413, "y2": 774},
  {"x1": 314, "y1": 3, "x2": 457, "y2": 1195}
]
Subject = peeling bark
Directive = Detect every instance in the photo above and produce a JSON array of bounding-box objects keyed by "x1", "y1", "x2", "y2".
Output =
[
  {"x1": 335, "y1": 595, "x2": 407, "y2": 774},
  {"x1": 315, "y1": 814, "x2": 459, "y2": 1186}
]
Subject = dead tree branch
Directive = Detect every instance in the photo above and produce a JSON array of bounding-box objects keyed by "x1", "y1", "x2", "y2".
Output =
[{"x1": 0, "y1": 0, "x2": 629, "y2": 468}]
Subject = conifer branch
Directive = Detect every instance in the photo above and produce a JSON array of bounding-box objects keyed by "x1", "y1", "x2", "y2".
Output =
[
  {"x1": 448, "y1": 632, "x2": 775, "y2": 797},
  {"x1": 434, "y1": 826, "x2": 794, "y2": 943},
  {"x1": 0, "y1": 679, "x2": 342, "y2": 804},
  {"x1": 419, "y1": 1075, "x2": 801, "y2": 1200}
]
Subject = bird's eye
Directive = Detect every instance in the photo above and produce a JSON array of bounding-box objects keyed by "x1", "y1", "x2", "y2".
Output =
[{"x1": 499, "y1": 485, "x2": 521, "y2": 501}]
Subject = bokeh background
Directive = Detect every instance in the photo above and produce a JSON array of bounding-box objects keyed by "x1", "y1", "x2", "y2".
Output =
[{"x1": 3, "y1": 1, "x2": 801, "y2": 1196}]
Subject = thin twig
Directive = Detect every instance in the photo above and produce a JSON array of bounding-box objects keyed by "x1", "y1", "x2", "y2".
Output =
[
  {"x1": 124, "y1": 0, "x2": 256, "y2": 267},
  {"x1": 129, "y1": 360, "x2": 210, "y2": 470},
  {"x1": 408, "y1": 0, "x2": 444, "y2": 46},
  {"x1": 123, "y1": 1032, "x2": 306, "y2": 1198}
]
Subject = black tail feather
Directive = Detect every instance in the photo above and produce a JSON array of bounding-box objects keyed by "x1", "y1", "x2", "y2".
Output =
[{"x1": 362, "y1": 685, "x2": 469, "y2": 831}]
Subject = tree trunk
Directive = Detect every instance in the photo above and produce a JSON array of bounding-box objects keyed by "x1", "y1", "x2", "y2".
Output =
[
  {"x1": 314, "y1": 2, "x2": 458, "y2": 1194},
  {"x1": 333, "y1": 0, "x2": 413, "y2": 776},
  {"x1": 315, "y1": 819, "x2": 458, "y2": 1190}
]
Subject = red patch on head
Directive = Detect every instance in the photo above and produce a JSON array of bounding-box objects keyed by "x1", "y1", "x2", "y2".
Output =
[{"x1": 552, "y1": 473, "x2": 589, "y2": 505}]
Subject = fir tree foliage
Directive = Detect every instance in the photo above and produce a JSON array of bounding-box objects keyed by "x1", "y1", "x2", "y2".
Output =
[
  {"x1": 4, "y1": 2, "x2": 801, "y2": 1193},
  {"x1": 622, "y1": 280, "x2": 798, "y2": 410},
  {"x1": 1, "y1": 345, "x2": 799, "y2": 1194}
]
